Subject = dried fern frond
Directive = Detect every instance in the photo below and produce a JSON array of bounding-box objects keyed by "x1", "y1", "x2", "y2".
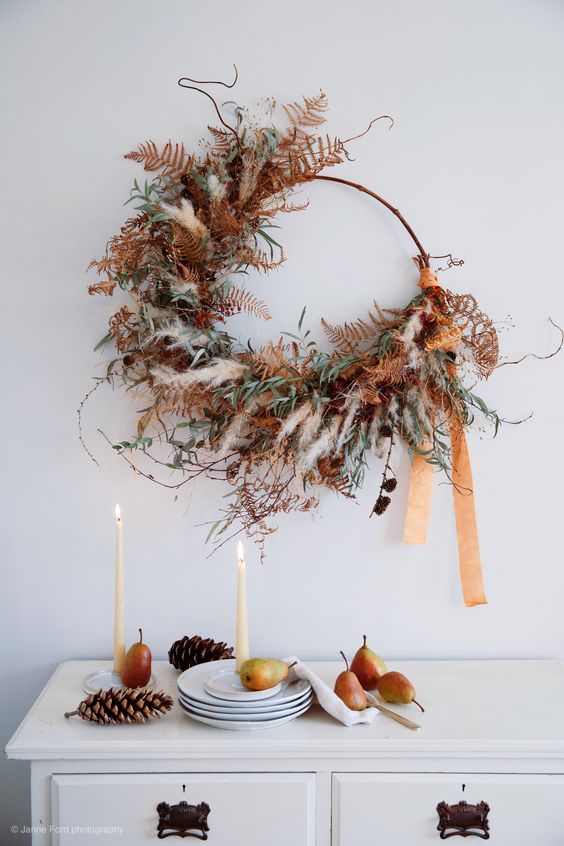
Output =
[
  {"x1": 322, "y1": 317, "x2": 379, "y2": 348},
  {"x1": 124, "y1": 140, "x2": 194, "y2": 179},
  {"x1": 88, "y1": 278, "x2": 116, "y2": 296},
  {"x1": 264, "y1": 197, "x2": 310, "y2": 215},
  {"x1": 321, "y1": 299, "x2": 398, "y2": 349},
  {"x1": 446, "y1": 290, "x2": 499, "y2": 378},
  {"x1": 220, "y1": 287, "x2": 271, "y2": 320},
  {"x1": 283, "y1": 92, "x2": 328, "y2": 130},
  {"x1": 180, "y1": 264, "x2": 201, "y2": 286},
  {"x1": 303, "y1": 134, "x2": 346, "y2": 168},
  {"x1": 241, "y1": 340, "x2": 295, "y2": 379},
  {"x1": 278, "y1": 135, "x2": 345, "y2": 186},
  {"x1": 207, "y1": 125, "x2": 234, "y2": 156},
  {"x1": 360, "y1": 354, "x2": 408, "y2": 387},
  {"x1": 170, "y1": 222, "x2": 208, "y2": 265},
  {"x1": 109, "y1": 306, "x2": 135, "y2": 352},
  {"x1": 241, "y1": 246, "x2": 286, "y2": 273},
  {"x1": 210, "y1": 201, "x2": 243, "y2": 237}
]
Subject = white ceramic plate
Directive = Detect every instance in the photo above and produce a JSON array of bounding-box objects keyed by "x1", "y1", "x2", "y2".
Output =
[
  {"x1": 177, "y1": 660, "x2": 311, "y2": 708},
  {"x1": 178, "y1": 697, "x2": 312, "y2": 730},
  {"x1": 83, "y1": 669, "x2": 157, "y2": 695},
  {"x1": 204, "y1": 666, "x2": 283, "y2": 701},
  {"x1": 178, "y1": 693, "x2": 313, "y2": 721},
  {"x1": 178, "y1": 687, "x2": 313, "y2": 715}
]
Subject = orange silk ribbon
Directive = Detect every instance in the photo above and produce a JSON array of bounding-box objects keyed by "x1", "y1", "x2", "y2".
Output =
[
  {"x1": 449, "y1": 424, "x2": 487, "y2": 606},
  {"x1": 402, "y1": 266, "x2": 488, "y2": 606},
  {"x1": 403, "y1": 435, "x2": 487, "y2": 606},
  {"x1": 403, "y1": 446, "x2": 434, "y2": 545}
]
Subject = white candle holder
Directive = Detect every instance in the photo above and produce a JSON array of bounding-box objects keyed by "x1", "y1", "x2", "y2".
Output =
[{"x1": 82, "y1": 664, "x2": 156, "y2": 695}]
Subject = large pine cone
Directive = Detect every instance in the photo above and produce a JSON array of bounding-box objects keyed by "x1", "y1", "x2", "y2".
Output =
[
  {"x1": 168, "y1": 635, "x2": 234, "y2": 672},
  {"x1": 64, "y1": 687, "x2": 173, "y2": 725}
]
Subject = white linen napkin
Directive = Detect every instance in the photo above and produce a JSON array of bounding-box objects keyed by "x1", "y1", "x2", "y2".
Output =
[{"x1": 284, "y1": 656, "x2": 378, "y2": 726}]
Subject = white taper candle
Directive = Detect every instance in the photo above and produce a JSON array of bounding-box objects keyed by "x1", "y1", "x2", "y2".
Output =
[
  {"x1": 113, "y1": 504, "x2": 126, "y2": 674},
  {"x1": 235, "y1": 540, "x2": 249, "y2": 673}
]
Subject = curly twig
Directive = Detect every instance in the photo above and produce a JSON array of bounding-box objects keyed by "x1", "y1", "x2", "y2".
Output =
[
  {"x1": 429, "y1": 253, "x2": 465, "y2": 273},
  {"x1": 496, "y1": 318, "x2": 563, "y2": 369},
  {"x1": 178, "y1": 69, "x2": 241, "y2": 150},
  {"x1": 342, "y1": 115, "x2": 395, "y2": 159},
  {"x1": 343, "y1": 114, "x2": 394, "y2": 144},
  {"x1": 177, "y1": 64, "x2": 239, "y2": 89}
]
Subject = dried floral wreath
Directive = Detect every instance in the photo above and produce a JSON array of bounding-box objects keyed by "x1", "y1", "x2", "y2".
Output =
[{"x1": 84, "y1": 69, "x2": 560, "y2": 605}]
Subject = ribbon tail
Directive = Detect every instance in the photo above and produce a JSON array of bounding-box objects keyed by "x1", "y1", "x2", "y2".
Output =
[
  {"x1": 403, "y1": 447, "x2": 434, "y2": 544},
  {"x1": 450, "y1": 426, "x2": 488, "y2": 607}
]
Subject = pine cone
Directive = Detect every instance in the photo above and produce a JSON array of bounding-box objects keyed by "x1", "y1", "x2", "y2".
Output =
[
  {"x1": 373, "y1": 495, "x2": 391, "y2": 516},
  {"x1": 379, "y1": 423, "x2": 393, "y2": 438},
  {"x1": 64, "y1": 687, "x2": 173, "y2": 725},
  {"x1": 168, "y1": 635, "x2": 234, "y2": 672},
  {"x1": 382, "y1": 477, "x2": 397, "y2": 493}
]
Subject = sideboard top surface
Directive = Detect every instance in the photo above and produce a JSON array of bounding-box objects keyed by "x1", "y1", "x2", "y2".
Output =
[{"x1": 6, "y1": 659, "x2": 564, "y2": 761}]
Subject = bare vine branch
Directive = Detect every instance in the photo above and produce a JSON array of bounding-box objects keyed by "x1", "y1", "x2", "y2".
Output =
[
  {"x1": 77, "y1": 380, "x2": 105, "y2": 465},
  {"x1": 312, "y1": 174, "x2": 430, "y2": 267}
]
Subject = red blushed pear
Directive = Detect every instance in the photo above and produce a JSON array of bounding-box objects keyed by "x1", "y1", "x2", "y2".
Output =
[
  {"x1": 121, "y1": 628, "x2": 152, "y2": 688},
  {"x1": 350, "y1": 635, "x2": 387, "y2": 690},
  {"x1": 334, "y1": 651, "x2": 367, "y2": 711}
]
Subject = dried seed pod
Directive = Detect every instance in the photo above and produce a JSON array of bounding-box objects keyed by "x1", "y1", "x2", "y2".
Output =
[{"x1": 373, "y1": 495, "x2": 391, "y2": 516}]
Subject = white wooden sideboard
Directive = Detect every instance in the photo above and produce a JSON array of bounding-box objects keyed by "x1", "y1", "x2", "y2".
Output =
[{"x1": 6, "y1": 659, "x2": 564, "y2": 844}]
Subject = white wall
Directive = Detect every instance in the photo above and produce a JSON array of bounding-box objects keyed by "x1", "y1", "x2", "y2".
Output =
[{"x1": 2, "y1": 0, "x2": 563, "y2": 837}]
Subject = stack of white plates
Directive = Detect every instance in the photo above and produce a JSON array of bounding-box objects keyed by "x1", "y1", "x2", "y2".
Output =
[{"x1": 177, "y1": 659, "x2": 313, "y2": 730}]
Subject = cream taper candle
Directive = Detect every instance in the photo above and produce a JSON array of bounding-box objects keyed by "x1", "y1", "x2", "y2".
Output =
[
  {"x1": 113, "y1": 504, "x2": 126, "y2": 674},
  {"x1": 235, "y1": 540, "x2": 249, "y2": 673}
]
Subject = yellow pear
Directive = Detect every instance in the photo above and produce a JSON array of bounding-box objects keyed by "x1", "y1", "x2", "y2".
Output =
[
  {"x1": 377, "y1": 671, "x2": 424, "y2": 712},
  {"x1": 239, "y1": 658, "x2": 289, "y2": 691}
]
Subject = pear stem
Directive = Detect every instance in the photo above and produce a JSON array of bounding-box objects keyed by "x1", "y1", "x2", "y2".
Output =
[
  {"x1": 139, "y1": 628, "x2": 143, "y2": 644},
  {"x1": 64, "y1": 710, "x2": 78, "y2": 719},
  {"x1": 287, "y1": 661, "x2": 298, "y2": 670},
  {"x1": 413, "y1": 699, "x2": 425, "y2": 713},
  {"x1": 339, "y1": 651, "x2": 349, "y2": 671},
  {"x1": 363, "y1": 635, "x2": 367, "y2": 648}
]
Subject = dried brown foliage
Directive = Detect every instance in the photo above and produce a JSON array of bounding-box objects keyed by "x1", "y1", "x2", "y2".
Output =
[{"x1": 125, "y1": 140, "x2": 195, "y2": 178}]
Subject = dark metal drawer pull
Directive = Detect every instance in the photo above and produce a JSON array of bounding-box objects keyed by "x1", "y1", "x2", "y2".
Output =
[
  {"x1": 437, "y1": 800, "x2": 490, "y2": 839},
  {"x1": 157, "y1": 800, "x2": 211, "y2": 839}
]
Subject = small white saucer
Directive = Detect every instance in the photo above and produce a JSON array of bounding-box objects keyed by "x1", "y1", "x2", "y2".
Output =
[
  {"x1": 204, "y1": 668, "x2": 283, "y2": 701},
  {"x1": 82, "y1": 668, "x2": 157, "y2": 695}
]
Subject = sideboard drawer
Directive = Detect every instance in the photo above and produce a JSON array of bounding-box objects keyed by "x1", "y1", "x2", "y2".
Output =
[
  {"x1": 333, "y1": 773, "x2": 564, "y2": 844},
  {"x1": 51, "y1": 772, "x2": 315, "y2": 845}
]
